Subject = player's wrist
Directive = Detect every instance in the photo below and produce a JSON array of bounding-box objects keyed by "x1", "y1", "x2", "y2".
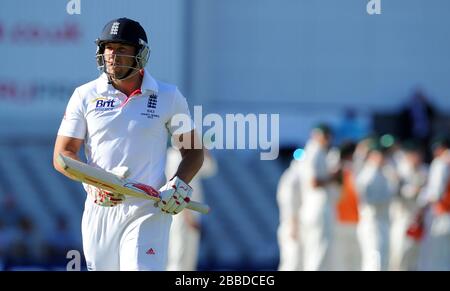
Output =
[{"x1": 169, "y1": 176, "x2": 192, "y2": 199}]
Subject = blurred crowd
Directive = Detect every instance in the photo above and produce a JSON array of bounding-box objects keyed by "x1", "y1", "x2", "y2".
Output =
[
  {"x1": 277, "y1": 121, "x2": 450, "y2": 271},
  {"x1": 0, "y1": 195, "x2": 81, "y2": 270}
]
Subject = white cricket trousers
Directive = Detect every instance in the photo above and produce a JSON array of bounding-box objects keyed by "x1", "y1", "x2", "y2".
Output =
[
  {"x1": 277, "y1": 222, "x2": 302, "y2": 271},
  {"x1": 357, "y1": 204, "x2": 390, "y2": 271},
  {"x1": 81, "y1": 199, "x2": 172, "y2": 271}
]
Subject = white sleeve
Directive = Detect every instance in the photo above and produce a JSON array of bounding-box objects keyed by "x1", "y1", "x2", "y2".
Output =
[
  {"x1": 165, "y1": 147, "x2": 182, "y2": 180},
  {"x1": 421, "y1": 160, "x2": 448, "y2": 203},
  {"x1": 166, "y1": 88, "x2": 195, "y2": 135},
  {"x1": 355, "y1": 171, "x2": 367, "y2": 201},
  {"x1": 57, "y1": 88, "x2": 86, "y2": 139},
  {"x1": 277, "y1": 165, "x2": 302, "y2": 219}
]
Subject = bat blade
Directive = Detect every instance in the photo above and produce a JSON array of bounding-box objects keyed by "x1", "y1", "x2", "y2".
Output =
[{"x1": 57, "y1": 154, "x2": 210, "y2": 214}]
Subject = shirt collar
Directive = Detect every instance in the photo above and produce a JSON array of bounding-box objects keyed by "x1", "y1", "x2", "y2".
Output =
[{"x1": 96, "y1": 69, "x2": 159, "y2": 96}]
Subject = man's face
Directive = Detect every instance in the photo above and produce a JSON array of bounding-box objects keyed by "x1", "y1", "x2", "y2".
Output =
[
  {"x1": 318, "y1": 132, "x2": 332, "y2": 147},
  {"x1": 312, "y1": 130, "x2": 332, "y2": 147},
  {"x1": 433, "y1": 146, "x2": 445, "y2": 158},
  {"x1": 368, "y1": 150, "x2": 384, "y2": 165},
  {"x1": 103, "y1": 42, "x2": 136, "y2": 80},
  {"x1": 405, "y1": 151, "x2": 422, "y2": 167},
  {"x1": 323, "y1": 133, "x2": 332, "y2": 146}
]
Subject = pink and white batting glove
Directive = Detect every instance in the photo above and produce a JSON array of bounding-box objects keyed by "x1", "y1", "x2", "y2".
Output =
[
  {"x1": 158, "y1": 176, "x2": 192, "y2": 215},
  {"x1": 90, "y1": 166, "x2": 129, "y2": 207},
  {"x1": 91, "y1": 188, "x2": 125, "y2": 207}
]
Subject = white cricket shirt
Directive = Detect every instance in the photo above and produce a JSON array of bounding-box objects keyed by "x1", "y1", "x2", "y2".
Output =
[{"x1": 58, "y1": 70, "x2": 194, "y2": 203}]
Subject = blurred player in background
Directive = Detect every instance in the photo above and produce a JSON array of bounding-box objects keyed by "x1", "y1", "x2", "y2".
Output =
[
  {"x1": 300, "y1": 124, "x2": 338, "y2": 271},
  {"x1": 276, "y1": 159, "x2": 303, "y2": 271},
  {"x1": 53, "y1": 18, "x2": 204, "y2": 270},
  {"x1": 417, "y1": 136, "x2": 450, "y2": 271},
  {"x1": 353, "y1": 135, "x2": 376, "y2": 174},
  {"x1": 166, "y1": 147, "x2": 217, "y2": 271},
  {"x1": 389, "y1": 141, "x2": 428, "y2": 271},
  {"x1": 333, "y1": 141, "x2": 361, "y2": 271},
  {"x1": 355, "y1": 141, "x2": 397, "y2": 271}
]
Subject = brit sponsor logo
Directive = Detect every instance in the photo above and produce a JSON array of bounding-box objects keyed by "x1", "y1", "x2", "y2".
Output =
[{"x1": 92, "y1": 97, "x2": 116, "y2": 111}]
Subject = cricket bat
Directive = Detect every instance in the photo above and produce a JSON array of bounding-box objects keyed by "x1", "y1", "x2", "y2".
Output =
[{"x1": 57, "y1": 154, "x2": 210, "y2": 214}]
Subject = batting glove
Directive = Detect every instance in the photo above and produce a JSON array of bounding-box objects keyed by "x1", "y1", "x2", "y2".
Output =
[
  {"x1": 158, "y1": 176, "x2": 192, "y2": 215},
  {"x1": 89, "y1": 166, "x2": 129, "y2": 207}
]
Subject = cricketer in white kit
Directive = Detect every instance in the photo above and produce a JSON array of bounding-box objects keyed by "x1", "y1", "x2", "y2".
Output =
[
  {"x1": 355, "y1": 142, "x2": 396, "y2": 271},
  {"x1": 417, "y1": 137, "x2": 450, "y2": 271},
  {"x1": 53, "y1": 18, "x2": 204, "y2": 271},
  {"x1": 300, "y1": 124, "x2": 337, "y2": 271},
  {"x1": 276, "y1": 159, "x2": 303, "y2": 271}
]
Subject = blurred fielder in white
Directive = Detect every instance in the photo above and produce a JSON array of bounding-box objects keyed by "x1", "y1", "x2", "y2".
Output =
[
  {"x1": 356, "y1": 141, "x2": 397, "y2": 271},
  {"x1": 166, "y1": 147, "x2": 217, "y2": 271},
  {"x1": 389, "y1": 142, "x2": 427, "y2": 271},
  {"x1": 417, "y1": 137, "x2": 450, "y2": 271},
  {"x1": 333, "y1": 142, "x2": 361, "y2": 271},
  {"x1": 53, "y1": 18, "x2": 204, "y2": 270},
  {"x1": 276, "y1": 159, "x2": 303, "y2": 271},
  {"x1": 300, "y1": 124, "x2": 338, "y2": 271}
]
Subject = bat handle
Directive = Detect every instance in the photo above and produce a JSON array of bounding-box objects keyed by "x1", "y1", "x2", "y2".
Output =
[
  {"x1": 154, "y1": 199, "x2": 209, "y2": 214},
  {"x1": 187, "y1": 201, "x2": 210, "y2": 214}
]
